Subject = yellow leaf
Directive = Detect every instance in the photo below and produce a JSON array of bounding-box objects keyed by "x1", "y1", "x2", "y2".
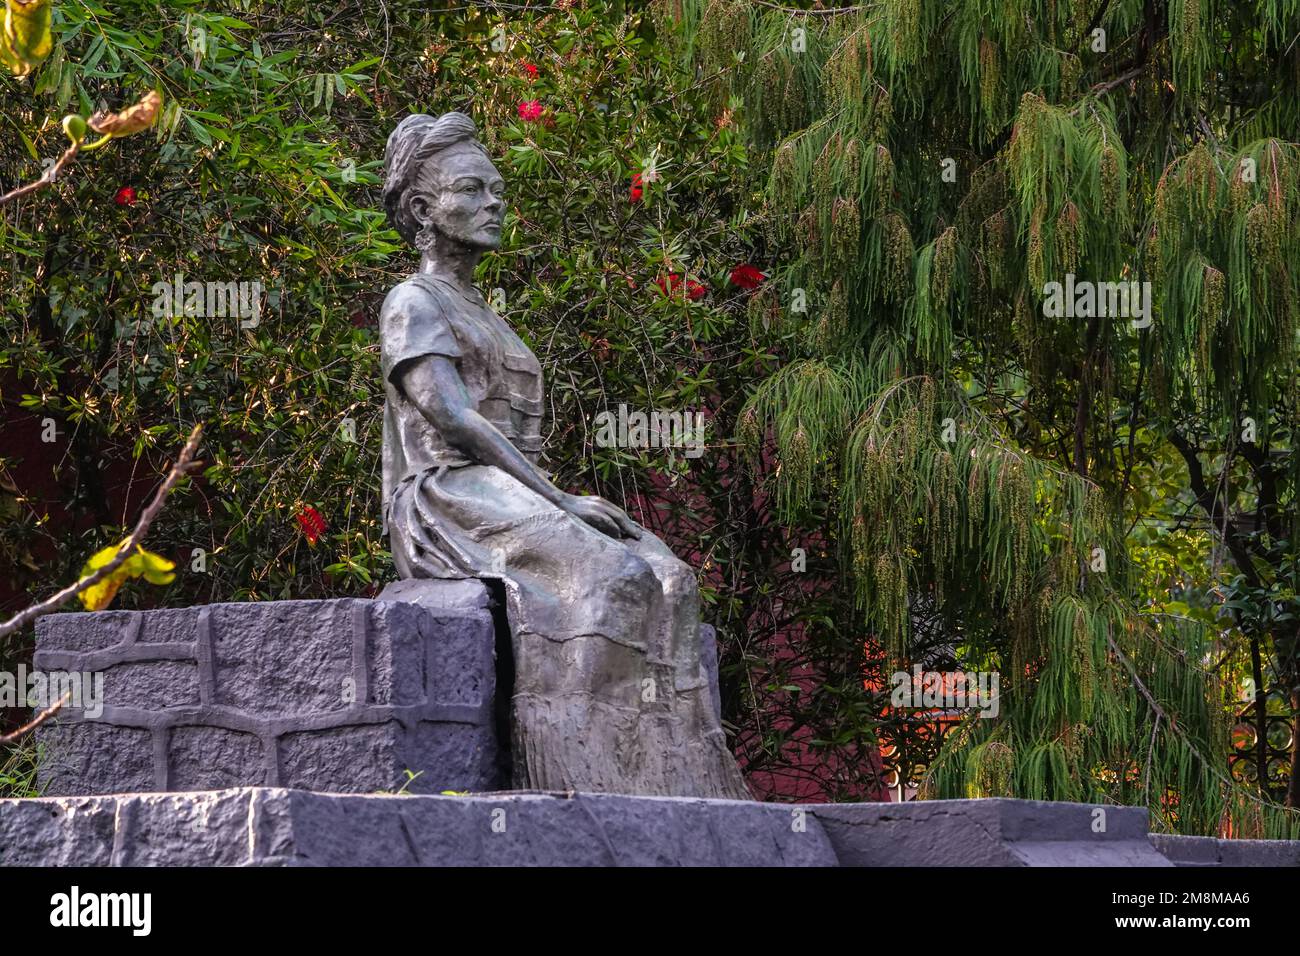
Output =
[
  {"x1": 139, "y1": 549, "x2": 177, "y2": 585},
  {"x1": 77, "y1": 540, "x2": 176, "y2": 611},
  {"x1": 2, "y1": 0, "x2": 53, "y2": 78}
]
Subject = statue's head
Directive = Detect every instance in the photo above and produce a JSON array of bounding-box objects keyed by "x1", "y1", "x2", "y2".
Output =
[{"x1": 383, "y1": 112, "x2": 504, "y2": 253}]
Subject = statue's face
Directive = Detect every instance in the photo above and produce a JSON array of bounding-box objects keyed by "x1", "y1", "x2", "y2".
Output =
[{"x1": 411, "y1": 142, "x2": 505, "y2": 250}]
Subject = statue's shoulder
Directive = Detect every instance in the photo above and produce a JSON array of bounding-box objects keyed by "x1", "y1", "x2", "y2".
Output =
[{"x1": 381, "y1": 274, "x2": 448, "y2": 319}]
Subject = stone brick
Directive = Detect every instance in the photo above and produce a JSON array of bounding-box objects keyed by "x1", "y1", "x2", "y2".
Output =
[
  {"x1": 404, "y1": 720, "x2": 502, "y2": 793},
  {"x1": 0, "y1": 788, "x2": 838, "y2": 866},
  {"x1": 169, "y1": 726, "x2": 266, "y2": 790},
  {"x1": 279, "y1": 722, "x2": 406, "y2": 793},
  {"x1": 807, "y1": 798, "x2": 1171, "y2": 866},
  {"x1": 102, "y1": 660, "x2": 201, "y2": 710},
  {"x1": 6, "y1": 789, "x2": 1291, "y2": 867},
  {"x1": 209, "y1": 601, "x2": 356, "y2": 717},
  {"x1": 38, "y1": 723, "x2": 155, "y2": 796},
  {"x1": 1152, "y1": 833, "x2": 1300, "y2": 866}
]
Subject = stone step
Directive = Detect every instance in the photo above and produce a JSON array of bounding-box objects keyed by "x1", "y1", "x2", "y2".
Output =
[
  {"x1": 1150, "y1": 834, "x2": 1300, "y2": 867},
  {"x1": 5, "y1": 788, "x2": 1290, "y2": 867}
]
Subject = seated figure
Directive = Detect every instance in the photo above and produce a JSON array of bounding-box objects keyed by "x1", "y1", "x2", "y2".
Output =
[{"x1": 379, "y1": 112, "x2": 749, "y2": 799}]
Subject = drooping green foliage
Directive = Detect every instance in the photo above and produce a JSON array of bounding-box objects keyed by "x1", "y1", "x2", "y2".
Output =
[{"x1": 657, "y1": 0, "x2": 1300, "y2": 833}]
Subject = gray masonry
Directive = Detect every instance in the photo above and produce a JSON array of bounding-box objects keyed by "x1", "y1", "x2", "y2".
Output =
[
  {"x1": 2, "y1": 788, "x2": 1294, "y2": 866},
  {"x1": 34, "y1": 582, "x2": 503, "y2": 796},
  {"x1": 13, "y1": 587, "x2": 1298, "y2": 867}
]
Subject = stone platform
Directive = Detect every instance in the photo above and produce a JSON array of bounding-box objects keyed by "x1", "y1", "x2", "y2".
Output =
[
  {"x1": 0, "y1": 790, "x2": 1175, "y2": 867},
  {"x1": 3, "y1": 789, "x2": 1293, "y2": 866}
]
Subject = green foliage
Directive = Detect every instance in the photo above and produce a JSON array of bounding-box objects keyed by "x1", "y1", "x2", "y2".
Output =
[{"x1": 657, "y1": 0, "x2": 1300, "y2": 831}]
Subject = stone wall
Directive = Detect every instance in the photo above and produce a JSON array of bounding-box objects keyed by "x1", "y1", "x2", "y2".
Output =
[{"x1": 34, "y1": 582, "x2": 502, "y2": 796}]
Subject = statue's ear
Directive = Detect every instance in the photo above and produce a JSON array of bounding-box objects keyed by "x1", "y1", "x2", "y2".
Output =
[{"x1": 408, "y1": 192, "x2": 433, "y2": 227}]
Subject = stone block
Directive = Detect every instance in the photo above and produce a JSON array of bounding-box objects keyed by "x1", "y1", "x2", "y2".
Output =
[
  {"x1": 1151, "y1": 834, "x2": 1300, "y2": 867},
  {"x1": 34, "y1": 582, "x2": 502, "y2": 796},
  {"x1": 806, "y1": 798, "x2": 1171, "y2": 866},
  {"x1": 0, "y1": 788, "x2": 837, "y2": 867},
  {"x1": 37, "y1": 723, "x2": 155, "y2": 797}
]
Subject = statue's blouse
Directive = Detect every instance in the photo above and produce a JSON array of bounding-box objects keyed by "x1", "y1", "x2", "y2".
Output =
[{"x1": 379, "y1": 272, "x2": 543, "y2": 530}]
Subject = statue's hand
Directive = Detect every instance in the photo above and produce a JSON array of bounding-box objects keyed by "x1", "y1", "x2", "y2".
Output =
[{"x1": 562, "y1": 494, "x2": 641, "y2": 540}]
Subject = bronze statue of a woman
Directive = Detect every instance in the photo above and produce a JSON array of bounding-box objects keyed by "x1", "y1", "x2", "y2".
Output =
[{"x1": 380, "y1": 112, "x2": 749, "y2": 799}]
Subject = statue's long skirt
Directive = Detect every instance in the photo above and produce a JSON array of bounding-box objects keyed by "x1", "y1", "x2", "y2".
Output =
[{"x1": 386, "y1": 462, "x2": 750, "y2": 800}]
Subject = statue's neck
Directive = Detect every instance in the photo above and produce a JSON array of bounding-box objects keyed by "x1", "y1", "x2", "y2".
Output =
[{"x1": 418, "y1": 236, "x2": 481, "y2": 289}]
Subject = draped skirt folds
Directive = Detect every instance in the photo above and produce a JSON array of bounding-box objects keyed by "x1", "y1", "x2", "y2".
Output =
[{"x1": 386, "y1": 463, "x2": 750, "y2": 800}]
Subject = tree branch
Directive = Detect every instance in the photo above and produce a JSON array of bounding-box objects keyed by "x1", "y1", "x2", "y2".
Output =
[
  {"x1": 0, "y1": 425, "x2": 204, "y2": 640},
  {"x1": 0, "y1": 692, "x2": 70, "y2": 745},
  {"x1": 0, "y1": 141, "x2": 80, "y2": 207},
  {"x1": 1167, "y1": 428, "x2": 1262, "y2": 587}
]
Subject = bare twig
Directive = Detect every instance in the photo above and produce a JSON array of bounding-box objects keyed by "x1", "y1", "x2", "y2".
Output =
[
  {"x1": 0, "y1": 425, "x2": 204, "y2": 640},
  {"x1": 1089, "y1": 64, "x2": 1147, "y2": 97},
  {"x1": 0, "y1": 140, "x2": 81, "y2": 207},
  {"x1": 0, "y1": 692, "x2": 71, "y2": 745}
]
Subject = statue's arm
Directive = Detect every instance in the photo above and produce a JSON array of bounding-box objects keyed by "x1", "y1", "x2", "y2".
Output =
[{"x1": 397, "y1": 355, "x2": 639, "y2": 540}]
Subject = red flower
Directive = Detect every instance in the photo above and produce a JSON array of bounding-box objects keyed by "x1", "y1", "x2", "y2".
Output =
[
  {"x1": 630, "y1": 172, "x2": 643, "y2": 203},
  {"x1": 655, "y1": 273, "x2": 682, "y2": 296},
  {"x1": 521, "y1": 61, "x2": 538, "y2": 80},
  {"x1": 729, "y1": 263, "x2": 765, "y2": 289},
  {"x1": 517, "y1": 99, "x2": 543, "y2": 122},
  {"x1": 114, "y1": 186, "x2": 136, "y2": 207},
  {"x1": 655, "y1": 273, "x2": 707, "y2": 301},
  {"x1": 296, "y1": 506, "x2": 327, "y2": 545}
]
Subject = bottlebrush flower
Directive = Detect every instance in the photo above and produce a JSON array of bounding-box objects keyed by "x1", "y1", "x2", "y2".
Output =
[
  {"x1": 729, "y1": 263, "x2": 765, "y2": 289},
  {"x1": 655, "y1": 273, "x2": 682, "y2": 296},
  {"x1": 114, "y1": 186, "x2": 136, "y2": 206},
  {"x1": 655, "y1": 273, "x2": 707, "y2": 301},
  {"x1": 296, "y1": 506, "x2": 327, "y2": 545},
  {"x1": 517, "y1": 100, "x2": 543, "y2": 122},
  {"x1": 521, "y1": 61, "x2": 538, "y2": 80},
  {"x1": 630, "y1": 172, "x2": 643, "y2": 203}
]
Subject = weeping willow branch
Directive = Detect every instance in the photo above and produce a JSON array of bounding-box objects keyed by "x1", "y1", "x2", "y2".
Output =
[{"x1": 1107, "y1": 628, "x2": 1296, "y2": 817}]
